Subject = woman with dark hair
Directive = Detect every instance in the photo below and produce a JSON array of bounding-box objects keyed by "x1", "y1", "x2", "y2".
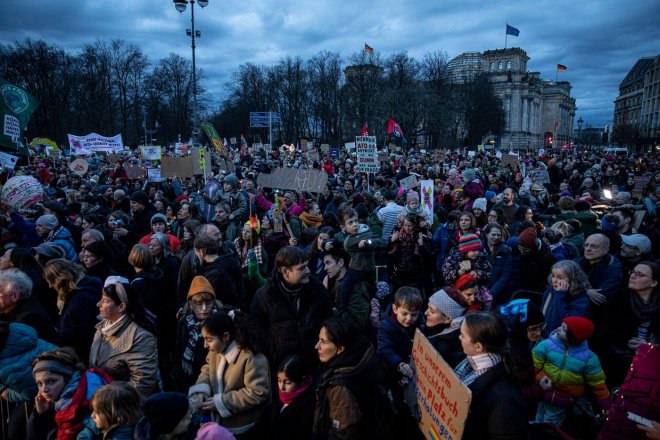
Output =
[
  {"x1": 189, "y1": 310, "x2": 271, "y2": 438},
  {"x1": 81, "y1": 240, "x2": 117, "y2": 282},
  {"x1": 454, "y1": 311, "x2": 528, "y2": 440},
  {"x1": 607, "y1": 261, "x2": 660, "y2": 386},
  {"x1": 175, "y1": 218, "x2": 201, "y2": 260},
  {"x1": 508, "y1": 205, "x2": 533, "y2": 237},
  {"x1": 88, "y1": 280, "x2": 160, "y2": 398},
  {"x1": 300, "y1": 200, "x2": 323, "y2": 229},
  {"x1": 42, "y1": 259, "x2": 103, "y2": 361},
  {"x1": 487, "y1": 207, "x2": 510, "y2": 237},
  {"x1": 313, "y1": 317, "x2": 389, "y2": 440},
  {"x1": 308, "y1": 226, "x2": 336, "y2": 282}
]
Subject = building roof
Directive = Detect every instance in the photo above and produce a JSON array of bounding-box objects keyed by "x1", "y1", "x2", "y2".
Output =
[{"x1": 620, "y1": 57, "x2": 655, "y2": 88}]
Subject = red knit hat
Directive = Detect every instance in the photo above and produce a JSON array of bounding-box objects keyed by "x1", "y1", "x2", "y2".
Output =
[
  {"x1": 562, "y1": 316, "x2": 594, "y2": 344},
  {"x1": 517, "y1": 227, "x2": 537, "y2": 249},
  {"x1": 455, "y1": 273, "x2": 478, "y2": 291},
  {"x1": 459, "y1": 233, "x2": 482, "y2": 253}
]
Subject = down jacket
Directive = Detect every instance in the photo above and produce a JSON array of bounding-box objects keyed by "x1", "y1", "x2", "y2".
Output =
[
  {"x1": 0, "y1": 323, "x2": 58, "y2": 403},
  {"x1": 88, "y1": 317, "x2": 160, "y2": 398}
]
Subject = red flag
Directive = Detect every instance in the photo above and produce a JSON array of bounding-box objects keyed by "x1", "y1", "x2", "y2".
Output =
[
  {"x1": 361, "y1": 123, "x2": 368, "y2": 136},
  {"x1": 386, "y1": 117, "x2": 404, "y2": 138},
  {"x1": 364, "y1": 43, "x2": 374, "y2": 54},
  {"x1": 557, "y1": 64, "x2": 567, "y2": 72}
]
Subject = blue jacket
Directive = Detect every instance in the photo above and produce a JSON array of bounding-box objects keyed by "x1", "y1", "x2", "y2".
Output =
[
  {"x1": 0, "y1": 323, "x2": 58, "y2": 403},
  {"x1": 484, "y1": 242, "x2": 512, "y2": 305},
  {"x1": 46, "y1": 226, "x2": 79, "y2": 262},
  {"x1": 432, "y1": 223, "x2": 456, "y2": 271},
  {"x1": 540, "y1": 287, "x2": 590, "y2": 338},
  {"x1": 574, "y1": 255, "x2": 624, "y2": 303},
  {"x1": 376, "y1": 304, "x2": 423, "y2": 377}
]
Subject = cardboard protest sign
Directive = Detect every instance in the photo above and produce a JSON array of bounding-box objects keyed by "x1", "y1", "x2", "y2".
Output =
[
  {"x1": 355, "y1": 136, "x2": 378, "y2": 173},
  {"x1": 632, "y1": 175, "x2": 651, "y2": 199},
  {"x1": 192, "y1": 147, "x2": 210, "y2": 176},
  {"x1": 399, "y1": 175, "x2": 418, "y2": 191},
  {"x1": 125, "y1": 165, "x2": 145, "y2": 180},
  {"x1": 160, "y1": 156, "x2": 193, "y2": 178},
  {"x1": 409, "y1": 330, "x2": 471, "y2": 440},
  {"x1": 257, "y1": 168, "x2": 328, "y2": 193},
  {"x1": 501, "y1": 153, "x2": 519, "y2": 170},
  {"x1": 140, "y1": 146, "x2": 161, "y2": 160},
  {"x1": 230, "y1": 137, "x2": 237, "y2": 146}
]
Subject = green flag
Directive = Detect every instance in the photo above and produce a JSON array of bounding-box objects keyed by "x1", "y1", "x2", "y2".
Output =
[{"x1": 0, "y1": 77, "x2": 39, "y2": 153}]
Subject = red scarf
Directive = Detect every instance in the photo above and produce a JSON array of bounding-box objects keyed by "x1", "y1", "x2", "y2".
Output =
[{"x1": 278, "y1": 376, "x2": 312, "y2": 405}]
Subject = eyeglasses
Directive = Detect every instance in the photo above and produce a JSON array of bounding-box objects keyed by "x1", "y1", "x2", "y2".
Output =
[
  {"x1": 527, "y1": 323, "x2": 546, "y2": 333},
  {"x1": 629, "y1": 270, "x2": 651, "y2": 279}
]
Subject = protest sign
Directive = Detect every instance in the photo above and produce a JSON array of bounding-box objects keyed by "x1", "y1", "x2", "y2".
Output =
[
  {"x1": 421, "y1": 180, "x2": 434, "y2": 217},
  {"x1": 308, "y1": 150, "x2": 320, "y2": 162},
  {"x1": 230, "y1": 137, "x2": 237, "y2": 146},
  {"x1": 68, "y1": 133, "x2": 123, "y2": 154},
  {"x1": 632, "y1": 175, "x2": 651, "y2": 199},
  {"x1": 69, "y1": 159, "x2": 89, "y2": 176},
  {"x1": 160, "y1": 156, "x2": 193, "y2": 178},
  {"x1": 0, "y1": 151, "x2": 19, "y2": 168},
  {"x1": 192, "y1": 147, "x2": 210, "y2": 176},
  {"x1": 140, "y1": 146, "x2": 161, "y2": 160},
  {"x1": 399, "y1": 175, "x2": 418, "y2": 191},
  {"x1": 344, "y1": 142, "x2": 355, "y2": 150},
  {"x1": 320, "y1": 144, "x2": 330, "y2": 153},
  {"x1": 257, "y1": 168, "x2": 328, "y2": 193},
  {"x1": 410, "y1": 330, "x2": 471, "y2": 440},
  {"x1": 125, "y1": 165, "x2": 144, "y2": 180},
  {"x1": 329, "y1": 148, "x2": 339, "y2": 159},
  {"x1": 530, "y1": 168, "x2": 550, "y2": 184},
  {"x1": 200, "y1": 122, "x2": 228, "y2": 156},
  {"x1": 355, "y1": 136, "x2": 378, "y2": 173},
  {"x1": 501, "y1": 153, "x2": 519, "y2": 170},
  {"x1": 0, "y1": 175, "x2": 43, "y2": 209},
  {"x1": 147, "y1": 168, "x2": 165, "y2": 182}
]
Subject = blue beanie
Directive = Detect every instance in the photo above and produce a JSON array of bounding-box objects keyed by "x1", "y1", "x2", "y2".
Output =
[{"x1": 485, "y1": 190, "x2": 495, "y2": 201}]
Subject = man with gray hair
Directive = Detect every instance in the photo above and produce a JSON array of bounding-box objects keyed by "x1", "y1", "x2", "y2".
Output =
[{"x1": 0, "y1": 269, "x2": 55, "y2": 341}]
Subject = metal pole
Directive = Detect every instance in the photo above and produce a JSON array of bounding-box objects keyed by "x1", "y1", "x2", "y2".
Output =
[
  {"x1": 269, "y1": 112, "x2": 272, "y2": 149},
  {"x1": 190, "y1": 0, "x2": 197, "y2": 139}
]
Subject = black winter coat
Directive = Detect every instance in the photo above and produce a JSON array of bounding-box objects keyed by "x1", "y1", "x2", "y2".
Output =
[
  {"x1": 461, "y1": 363, "x2": 528, "y2": 440},
  {"x1": 2, "y1": 296, "x2": 56, "y2": 342},
  {"x1": 251, "y1": 274, "x2": 333, "y2": 365},
  {"x1": 269, "y1": 384, "x2": 316, "y2": 440}
]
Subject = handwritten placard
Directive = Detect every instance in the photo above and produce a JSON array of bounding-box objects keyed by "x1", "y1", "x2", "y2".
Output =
[
  {"x1": 257, "y1": 167, "x2": 328, "y2": 192},
  {"x1": 410, "y1": 330, "x2": 471, "y2": 440},
  {"x1": 500, "y1": 153, "x2": 519, "y2": 170},
  {"x1": 161, "y1": 156, "x2": 193, "y2": 178},
  {"x1": 355, "y1": 136, "x2": 378, "y2": 173},
  {"x1": 399, "y1": 175, "x2": 418, "y2": 190}
]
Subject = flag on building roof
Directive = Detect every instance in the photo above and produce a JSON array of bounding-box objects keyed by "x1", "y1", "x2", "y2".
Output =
[
  {"x1": 364, "y1": 43, "x2": 374, "y2": 54},
  {"x1": 361, "y1": 123, "x2": 369, "y2": 136},
  {"x1": 557, "y1": 64, "x2": 567, "y2": 72},
  {"x1": 505, "y1": 24, "x2": 520, "y2": 37}
]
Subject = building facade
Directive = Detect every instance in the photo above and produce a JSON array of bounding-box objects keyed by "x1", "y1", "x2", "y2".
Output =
[
  {"x1": 613, "y1": 55, "x2": 660, "y2": 150},
  {"x1": 449, "y1": 48, "x2": 576, "y2": 149}
]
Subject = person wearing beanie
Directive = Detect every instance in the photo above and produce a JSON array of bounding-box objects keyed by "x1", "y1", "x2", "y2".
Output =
[
  {"x1": 471, "y1": 197, "x2": 488, "y2": 224},
  {"x1": 422, "y1": 287, "x2": 468, "y2": 367},
  {"x1": 137, "y1": 213, "x2": 181, "y2": 253},
  {"x1": 135, "y1": 391, "x2": 194, "y2": 438},
  {"x1": 195, "y1": 422, "x2": 236, "y2": 440},
  {"x1": 173, "y1": 276, "x2": 224, "y2": 391},
  {"x1": 454, "y1": 273, "x2": 493, "y2": 312},
  {"x1": 441, "y1": 232, "x2": 492, "y2": 287},
  {"x1": 533, "y1": 315, "x2": 610, "y2": 427},
  {"x1": 509, "y1": 226, "x2": 556, "y2": 295},
  {"x1": 461, "y1": 168, "x2": 485, "y2": 212},
  {"x1": 397, "y1": 188, "x2": 432, "y2": 227},
  {"x1": 573, "y1": 200, "x2": 598, "y2": 235},
  {"x1": 34, "y1": 214, "x2": 78, "y2": 262}
]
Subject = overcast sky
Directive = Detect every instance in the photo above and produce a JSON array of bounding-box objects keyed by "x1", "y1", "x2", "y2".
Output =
[{"x1": 2, "y1": 0, "x2": 659, "y2": 129}]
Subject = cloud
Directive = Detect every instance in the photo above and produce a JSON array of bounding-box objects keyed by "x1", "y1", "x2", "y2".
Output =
[{"x1": 1, "y1": 0, "x2": 658, "y2": 127}]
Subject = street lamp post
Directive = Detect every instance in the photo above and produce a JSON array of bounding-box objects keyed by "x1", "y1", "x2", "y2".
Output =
[
  {"x1": 173, "y1": 0, "x2": 209, "y2": 141},
  {"x1": 577, "y1": 116, "x2": 583, "y2": 151}
]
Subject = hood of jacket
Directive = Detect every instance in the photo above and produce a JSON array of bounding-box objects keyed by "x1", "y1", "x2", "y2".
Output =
[
  {"x1": 0, "y1": 322, "x2": 39, "y2": 359},
  {"x1": 319, "y1": 336, "x2": 385, "y2": 388}
]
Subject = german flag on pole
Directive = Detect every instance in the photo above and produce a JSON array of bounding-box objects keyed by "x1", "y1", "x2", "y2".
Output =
[
  {"x1": 557, "y1": 64, "x2": 567, "y2": 72},
  {"x1": 364, "y1": 43, "x2": 374, "y2": 54}
]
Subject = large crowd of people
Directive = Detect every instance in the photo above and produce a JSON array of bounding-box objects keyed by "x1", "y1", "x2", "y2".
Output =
[{"x1": 0, "y1": 144, "x2": 659, "y2": 439}]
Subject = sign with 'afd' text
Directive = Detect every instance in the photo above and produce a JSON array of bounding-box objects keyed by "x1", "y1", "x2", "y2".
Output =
[{"x1": 355, "y1": 136, "x2": 378, "y2": 173}]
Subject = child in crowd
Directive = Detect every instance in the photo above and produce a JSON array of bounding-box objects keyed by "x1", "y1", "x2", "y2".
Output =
[
  {"x1": 377, "y1": 287, "x2": 424, "y2": 387},
  {"x1": 134, "y1": 391, "x2": 196, "y2": 440},
  {"x1": 454, "y1": 273, "x2": 493, "y2": 311},
  {"x1": 268, "y1": 354, "x2": 315, "y2": 440},
  {"x1": 332, "y1": 206, "x2": 376, "y2": 307},
  {"x1": 533, "y1": 317, "x2": 611, "y2": 427},
  {"x1": 370, "y1": 281, "x2": 391, "y2": 330},
  {"x1": 441, "y1": 232, "x2": 492, "y2": 286},
  {"x1": 91, "y1": 382, "x2": 143, "y2": 439}
]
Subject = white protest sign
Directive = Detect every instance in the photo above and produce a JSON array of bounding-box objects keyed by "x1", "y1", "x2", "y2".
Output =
[
  {"x1": 147, "y1": 168, "x2": 165, "y2": 182},
  {"x1": 141, "y1": 146, "x2": 162, "y2": 160},
  {"x1": 421, "y1": 180, "x2": 434, "y2": 218},
  {"x1": 399, "y1": 175, "x2": 418, "y2": 190},
  {"x1": 355, "y1": 136, "x2": 378, "y2": 173},
  {"x1": 68, "y1": 133, "x2": 123, "y2": 154},
  {"x1": 344, "y1": 142, "x2": 355, "y2": 150},
  {"x1": 3, "y1": 114, "x2": 20, "y2": 139},
  {"x1": 0, "y1": 151, "x2": 19, "y2": 168}
]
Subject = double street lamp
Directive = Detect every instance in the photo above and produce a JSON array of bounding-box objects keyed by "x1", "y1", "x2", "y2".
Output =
[{"x1": 173, "y1": 0, "x2": 209, "y2": 139}]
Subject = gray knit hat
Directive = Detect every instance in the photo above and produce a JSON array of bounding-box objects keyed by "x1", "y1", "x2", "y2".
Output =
[
  {"x1": 428, "y1": 289, "x2": 465, "y2": 320},
  {"x1": 151, "y1": 213, "x2": 168, "y2": 225},
  {"x1": 36, "y1": 214, "x2": 58, "y2": 230}
]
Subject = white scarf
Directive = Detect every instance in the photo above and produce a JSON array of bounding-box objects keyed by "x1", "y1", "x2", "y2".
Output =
[{"x1": 100, "y1": 314, "x2": 127, "y2": 337}]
